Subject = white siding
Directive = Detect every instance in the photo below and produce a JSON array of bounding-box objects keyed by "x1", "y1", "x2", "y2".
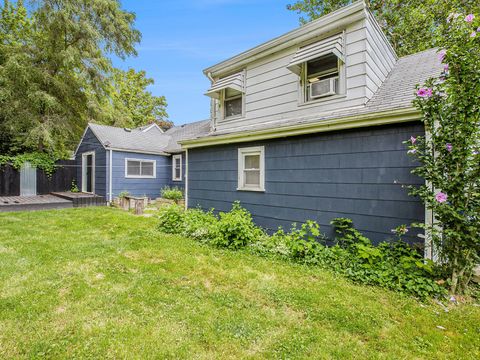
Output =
[{"x1": 211, "y1": 15, "x2": 397, "y2": 133}]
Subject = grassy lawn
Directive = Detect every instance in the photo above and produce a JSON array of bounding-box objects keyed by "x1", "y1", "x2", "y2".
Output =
[{"x1": 0, "y1": 208, "x2": 479, "y2": 359}]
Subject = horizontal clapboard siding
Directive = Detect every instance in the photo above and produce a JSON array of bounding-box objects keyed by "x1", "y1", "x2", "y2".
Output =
[
  {"x1": 214, "y1": 19, "x2": 373, "y2": 132},
  {"x1": 188, "y1": 122, "x2": 425, "y2": 244},
  {"x1": 75, "y1": 128, "x2": 107, "y2": 197},
  {"x1": 364, "y1": 11, "x2": 397, "y2": 98},
  {"x1": 111, "y1": 151, "x2": 173, "y2": 199}
]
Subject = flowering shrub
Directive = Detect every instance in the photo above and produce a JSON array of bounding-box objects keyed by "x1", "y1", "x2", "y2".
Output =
[{"x1": 407, "y1": 12, "x2": 480, "y2": 294}]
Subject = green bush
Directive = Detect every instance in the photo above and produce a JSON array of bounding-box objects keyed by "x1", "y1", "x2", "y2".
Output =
[
  {"x1": 211, "y1": 201, "x2": 264, "y2": 249},
  {"x1": 158, "y1": 204, "x2": 185, "y2": 234},
  {"x1": 161, "y1": 186, "x2": 183, "y2": 203},
  {"x1": 183, "y1": 208, "x2": 218, "y2": 243},
  {"x1": 280, "y1": 221, "x2": 325, "y2": 261}
]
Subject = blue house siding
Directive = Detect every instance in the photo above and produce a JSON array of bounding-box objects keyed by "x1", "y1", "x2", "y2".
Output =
[
  {"x1": 188, "y1": 122, "x2": 425, "y2": 244},
  {"x1": 75, "y1": 128, "x2": 107, "y2": 197},
  {"x1": 110, "y1": 151, "x2": 171, "y2": 199}
]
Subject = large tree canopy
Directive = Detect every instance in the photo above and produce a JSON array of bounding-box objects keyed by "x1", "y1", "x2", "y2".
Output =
[
  {"x1": 0, "y1": 0, "x2": 169, "y2": 156},
  {"x1": 287, "y1": 0, "x2": 480, "y2": 56},
  {"x1": 101, "y1": 68, "x2": 171, "y2": 130}
]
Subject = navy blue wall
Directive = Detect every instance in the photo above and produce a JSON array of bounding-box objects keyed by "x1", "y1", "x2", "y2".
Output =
[
  {"x1": 75, "y1": 128, "x2": 107, "y2": 196},
  {"x1": 188, "y1": 122, "x2": 425, "y2": 244},
  {"x1": 111, "y1": 151, "x2": 172, "y2": 199}
]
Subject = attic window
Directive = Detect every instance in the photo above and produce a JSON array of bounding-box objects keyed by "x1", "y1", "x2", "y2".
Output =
[
  {"x1": 286, "y1": 33, "x2": 344, "y2": 102},
  {"x1": 205, "y1": 71, "x2": 245, "y2": 120},
  {"x1": 304, "y1": 53, "x2": 340, "y2": 101},
  {"x1": 224, "y1": 88, "x2": 243, "y2": 118}
]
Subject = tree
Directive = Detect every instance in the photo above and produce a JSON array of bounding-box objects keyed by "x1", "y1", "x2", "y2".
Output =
[
  {"x1": 0, "y1": 0, "x2": 140, "y2": 156},
  {"x1": 102, "y1": 68, "x2": 171, "y2": 130},
  {"x1": 286, "y1": 0, "x2": 480, "y2": 56},
  {"x1": 407, "y1": 13, "x2": 480, "y2": 294}
]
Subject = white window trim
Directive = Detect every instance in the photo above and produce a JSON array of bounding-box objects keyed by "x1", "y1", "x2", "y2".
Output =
[
  {"x1": 81, "y1": 151, "x2": 95, "y2": 193},
  {"x1": 222, "y1": 88, "x2": 245, "y2": 121},
  {"x1": 299, "y1": 56, "x2": 346, "y2": 105},
  {"x1": 237, "y1": 146, "x2": 265, "y2": 192},
  {"x1": 125, "y1": 158, "x2": 156, "y2": 179},
  {"x1": 172, "y1": 154, "x2": 182, "y2": 181}
]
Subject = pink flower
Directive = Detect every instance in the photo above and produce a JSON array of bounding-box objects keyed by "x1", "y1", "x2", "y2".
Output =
[
  {"x1": 465, "y1": 14, "x2": 475, "y2": 23},
  {"x1": 443, "y1": 64, "x2": 449, "y2": 72},
  {"x1": 470, "y1": 31, "x2": 477, "y2": 38},
  {"x1": 438, "y1": 50, "x2": 447, "y2": 62},
  {"x1": 446, "y1": 143, "x2": 453, "y2": 152},
  {"x1": 417, "y1": 88, "x2": 433, "y2": 98},
  {"x1": 435, "y1": 192, "x2": 448, "y2": 203},
  {"x1": 410, "y1": 136, "x2": 417, "y2": 144}
]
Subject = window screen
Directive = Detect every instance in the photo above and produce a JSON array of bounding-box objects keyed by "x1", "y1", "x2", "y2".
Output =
[{"x1": 126, "y1": 159, "x2": 155, "y2": 178}]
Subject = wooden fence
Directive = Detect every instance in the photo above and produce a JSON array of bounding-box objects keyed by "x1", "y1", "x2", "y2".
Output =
[{"x1": 0, "y1": 160, "x2": 76, "y2": 196}]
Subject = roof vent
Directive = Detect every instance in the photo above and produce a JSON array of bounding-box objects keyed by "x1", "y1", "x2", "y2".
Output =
[
  {"x1": 124, "y1": 128, "x2": 132, "y2": 132},
  {"x1": 104, "y1": 140, "x2": 111, "y2": 147}
]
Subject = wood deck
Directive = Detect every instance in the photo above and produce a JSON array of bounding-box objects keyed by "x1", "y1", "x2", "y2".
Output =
[
  {"x1": 0, "y1": 192, "x2": 106, "y2": 212},
  {"x1": 0, "y1": 195, "x2": 73, "y2": 212}
]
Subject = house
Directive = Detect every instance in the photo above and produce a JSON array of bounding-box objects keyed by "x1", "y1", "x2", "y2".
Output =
[
  {"x1": 179, "y1": 0, "x2": 443, "y2": 245},
  {"x1": 74, "y1": 120, "x2": 210, "y2": 202}
]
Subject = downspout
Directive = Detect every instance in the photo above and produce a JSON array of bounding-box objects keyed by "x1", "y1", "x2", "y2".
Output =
[
  {"x1": 206, "y1": 72, "x2": 217, "y2": 131},
  {"x1": 109, "y1": 149, "x2": 113, "y2": 203},
  {"x1": 185, "y1": 149, "x2": 188, "y2": 210}
]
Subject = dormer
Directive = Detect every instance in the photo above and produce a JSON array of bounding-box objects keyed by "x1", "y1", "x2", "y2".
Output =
[{"x1": 203, "y1": 1, "x2": 397, "y2": 134}]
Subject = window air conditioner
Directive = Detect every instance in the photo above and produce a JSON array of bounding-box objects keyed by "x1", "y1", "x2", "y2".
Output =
[{"x1": 310, "y1": 77, "x2": 337, "y2": 99}]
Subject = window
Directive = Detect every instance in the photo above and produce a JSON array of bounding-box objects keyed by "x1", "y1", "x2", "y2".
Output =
[
  {"x1": 224, "y1": 87, "x2": 243, "y2": 118},
  {"x1": 238, "y1": 146, "x2": 265, "y2": 192},
  {"x1": 172, "y1": 154, "x2": 182, "y2": 181},
  {"x1": 125, "y1": 159, "x2": 156, "y2": 178},
  {"x1": 304, "y1": 53, "x2": 340, "y2": 102}
]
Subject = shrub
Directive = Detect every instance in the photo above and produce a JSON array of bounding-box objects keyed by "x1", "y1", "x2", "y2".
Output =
[
  {"x1": 183, "y1": 208, "x2": 218, "y2": 243},
  {"x1": 158, "y1": 204, "x2": 185, "y2": 234},
  {"x1": 161, "y1": 186, "x2": 183, "y2": 203},
  {"x1": 212, "y1": 201, "x2": 264, "y2": 249},
  {"x1": 281, "y1": 221, "x2": 325, "y2": 262}
]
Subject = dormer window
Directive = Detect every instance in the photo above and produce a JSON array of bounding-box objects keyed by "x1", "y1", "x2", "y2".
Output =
[
  {"x1": 305, "y1": 53, "x2": 339, "y2": 101},
  {"x1": 224, "y1": 88, "x2": 243, "y2": 118},
  {"x1": 205, "y1": 71, "x2": 245, "y2": 120},
  {"x1": 287, "y1": 33, "x2": 345, "y2": 103}
]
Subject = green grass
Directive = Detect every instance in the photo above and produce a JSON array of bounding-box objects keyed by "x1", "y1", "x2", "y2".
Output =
[{"x1": 0, "y1": 208, "x2": 478, "y2": 359}]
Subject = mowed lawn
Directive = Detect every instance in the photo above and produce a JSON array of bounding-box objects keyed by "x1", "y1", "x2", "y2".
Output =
[{"x1": 0, "y1": 208, "x2": 478, "y2": 359}]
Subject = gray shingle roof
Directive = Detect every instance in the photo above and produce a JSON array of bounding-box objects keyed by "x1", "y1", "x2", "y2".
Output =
[
  {"x1": 164, "y1": 120, "x2": 211, "y2": 152},
  {"x1": 88, "y1": 123, "x2": 171, "y2": 155},
  {"x1": 366, "y1": 48, "x2": 442, "y2": 111},
  {"x1": 86, "y1": 121, "x2": 211, "y2": 155}
]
